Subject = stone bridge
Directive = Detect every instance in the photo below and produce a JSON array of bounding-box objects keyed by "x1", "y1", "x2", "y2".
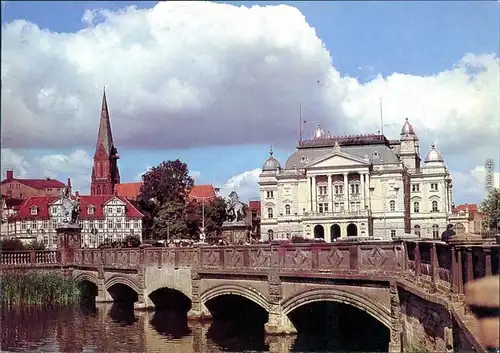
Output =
[{"x1": 2, "y1": 237, "x2": 499, "y2": 352}]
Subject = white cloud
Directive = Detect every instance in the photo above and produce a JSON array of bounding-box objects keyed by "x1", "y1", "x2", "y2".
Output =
[
  {"x1": 220, "y1": 168, "x2": 261, "y2": 202},
  {"x1": 452, "y1": 165, "x2": 500, "y2": 203},
  {"x1": 1, "y1": 1, "x2": 497, "y2": 162},
  {"x1": 1, "y1": 149, "x2": 93, "y2": 193}
]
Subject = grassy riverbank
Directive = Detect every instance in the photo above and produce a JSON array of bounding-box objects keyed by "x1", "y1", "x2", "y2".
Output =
[{"x1": 1, "y1": 271, "x2": 81, "y2": 306}]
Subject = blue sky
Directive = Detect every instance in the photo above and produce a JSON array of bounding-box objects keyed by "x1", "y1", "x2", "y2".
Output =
[{"x1": 1, "y1": 1, "x2": 498, "y2": 203}]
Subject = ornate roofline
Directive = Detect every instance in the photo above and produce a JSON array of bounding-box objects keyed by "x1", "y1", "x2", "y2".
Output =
[{"x1": 298, "y1": 134, "x2": 390, "y2": 149}]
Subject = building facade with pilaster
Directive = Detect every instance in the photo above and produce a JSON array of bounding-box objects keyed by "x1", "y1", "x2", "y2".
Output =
[{"x1": 259, "y1": 119, "x2": 457, "y2": 241}]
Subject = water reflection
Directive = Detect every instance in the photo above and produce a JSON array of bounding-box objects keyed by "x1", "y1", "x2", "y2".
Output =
[{"x1": 1, "y1": 301, "x2": 388, "y2": 352}]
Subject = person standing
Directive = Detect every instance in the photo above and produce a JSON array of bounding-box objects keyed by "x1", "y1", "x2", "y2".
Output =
[{"x1": 441, "y1": 224, "x2": 456, "y2": 242}]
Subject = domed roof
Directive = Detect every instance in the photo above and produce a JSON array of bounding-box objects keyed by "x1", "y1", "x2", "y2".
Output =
[
  {"x1": 424, "y1": 144, "x2": 444, "y2": 163},
  {"x1": 400, "y1": 118, "x2": 415, "y2": 136},
  {"x1": 262, "y1": 147, "x2": 281, "y2": 171},
  {"x1": 313, "y1": 124, "x2": 325, "y2": 139}
]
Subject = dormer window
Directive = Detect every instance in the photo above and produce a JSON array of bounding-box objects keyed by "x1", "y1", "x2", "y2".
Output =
[
  {"x1": 87, "y1": 206, "x2": 95, "y2": 215},
  {"x1": 30, "y1": 206, "x2": 38, "y2": 215}
]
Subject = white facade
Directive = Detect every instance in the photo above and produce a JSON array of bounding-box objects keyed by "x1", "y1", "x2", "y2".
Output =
[
  {"x1": 259, "y1": 119, "x2": 459, "y2": 241},
  {"x1": 6, "y1": 196, "x2": 142, "y2": 249}
]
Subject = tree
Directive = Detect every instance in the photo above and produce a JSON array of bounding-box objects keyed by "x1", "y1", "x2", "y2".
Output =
[
  {"x1": 479, "y1": 188, "x2": 500, "y2": 234},
  {"x1": 137, "y1": 160, "x2": 194, "y2": 240},
  {"x1": 186, "y1": 197, "x2": 228, "y2": 241}
]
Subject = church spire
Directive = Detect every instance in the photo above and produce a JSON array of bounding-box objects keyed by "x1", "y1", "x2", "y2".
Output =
[
  {"x1": 90, "y1": 87, "x2": 120, "y2": 196},
  {"x1": 95, "y1": 87, "x2": 115, "y2": 156}
]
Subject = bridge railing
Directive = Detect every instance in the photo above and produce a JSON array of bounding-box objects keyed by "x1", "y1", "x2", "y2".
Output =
[
  {"x1": 0, "y1": 250, "x2": 60, "y2": 266},
  {"x1": 403, "y1": 239, "x2": 499, "y2": 295}
]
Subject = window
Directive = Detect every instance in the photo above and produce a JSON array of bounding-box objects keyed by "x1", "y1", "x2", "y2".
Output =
[
  {"x1": 412, "y1": 184, "x2": 420, "y2": 192},
  {"x1": 20, "y1": 193, "x2": 24, "y2": 198},
  {"x1": 51, "y1": 206, "x2": 58, "y2": 215},
  {"x1": 98, "y1": 220, "x2": 104, "y2": 229},
  {"x1": 134, "y1": 220, "x2": 140, "y2": 229},
  {"x1": 413, "y1": 202, "x2": 420, "y2": 213},
  {"x1": 267, "y1": 229, "x2": 274, "y2": 240},
  {"x1": 414, "y1": 225, "x2": 421, "y2": 237},
  {"x1": 390, "y1": 230, "x2": 396, "y2": 238},
  {"x1": 318, "y1": 185, "x2": 327, "y2": 195},
  {"x1": 266, "y1": 191, "x2": 274, "y2": 199},
  {"x1": 267, "y1": 208, "x2": 274, "y2": 218},
  {"x1": 31, "y1": 220, "x2": 37, "y2": 229},
  {"x1": 334, "y1": 185, "x2": 343, "y2": 194},
  {"x1": 42, "y1": 220, "x2": 48, "y2": 229},
  {"x1": 125, "y1": 220, "x2": 130, "y2": 229},
  {"x1": 389, "y1": 200, "x2": 396, "y2": 212},
  {"x1": 285, "y1": 205, "x2": 291, "y2": 215},
  {"x1": 431, "y1": 201, "x2": 439, "y2": 212},
  {"x1": 87, "y1": 206, "x2": 95, "y2": 215},
  {"x1": 30, "y1": 206, "x2": 38, "y2": 215},
  {"x1": 350, "y1": 183, "x2": 360, "y2": 194},
  {"x1": 52, "y1": 219, "x2": 58, "y2": 229},
  {"x1": 107, "y1": 219, "x2": 113, "y2": 229},
  {"x1": 21, "y1": 221, "x2": 27, "y2": 230},
  {"x1": 432, "y1": 224, "x2": 440, "y2": 239},
  {"x1": 430, "y1": 183, "x2": 438, "y2": 191},
  {"x1": 117, "y1": 207, "x2": 122, "y2": 214},
  {"x1": 98, "y1": 234, "x2": 104, "y2": 245},
  {"x1": 318, "y1": 203, "x2": 328, "y2": 213},
  {"x1": 43, "y1": 234, "x2": 49, "y2": 245},
  {"x1": 116, "y1": 220, "x2": 122, "y2": 229}
]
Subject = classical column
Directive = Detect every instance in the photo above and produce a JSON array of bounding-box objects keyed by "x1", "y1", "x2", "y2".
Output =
[
  {"x1": 308, "y1": 177, "x2": 312, "y2": 212},
  {"x1": 343, "y1": 173, "x2": 349, "y2": 212},
  {"x1": 359, "y1": 172, "x2": 365, "y2": 211},
  {"x1": 312, "y1": 176, "x2": 317, "y2": 213},
  {"x1": 365, "y1": 173, "x2": 371, "y2": 210},
  {"x1": 327, "y1": 174, "x2": 333, "y2": 213}
]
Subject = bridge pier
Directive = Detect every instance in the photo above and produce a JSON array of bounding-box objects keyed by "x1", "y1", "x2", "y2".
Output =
[
  {"x1": 264, "y1": 274, "x2": 298, "y2": 336},
  {"x1": 389, "y1": 281, "x2": 403, "y2": 353},
  {"x1": 187, "y1": 272, "x2": 212, "y2": 321}
]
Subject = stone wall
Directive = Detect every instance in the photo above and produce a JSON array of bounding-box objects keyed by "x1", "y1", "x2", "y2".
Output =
[{"x1": 400, "y1": 290, "x2": 453, "y2": 352}]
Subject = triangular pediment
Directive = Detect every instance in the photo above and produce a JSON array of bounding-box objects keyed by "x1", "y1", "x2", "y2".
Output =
[
  {"x1": 104, "y1": 196, "x2": 125, "y2": 206},
  {"x1": 306, "y1": 151, "x2": 371, "y2": 168}
]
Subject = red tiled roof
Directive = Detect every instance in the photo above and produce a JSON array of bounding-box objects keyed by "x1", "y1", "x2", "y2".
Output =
[
  {"x1": 249, "y1": 200, "x2": 260, "y2": 210},
  {"x1": 10, "y1": 195, "x2": 143, "y2": 221},
  {"x1": 1, "y1": 177, "x2": 65, "y2": 190},
  {"x1": 115, "y1": 182, "x2": 142, "y2": 200},
  {"x1": 189, "y1": 185, "x2": 217, "y2": 200}
]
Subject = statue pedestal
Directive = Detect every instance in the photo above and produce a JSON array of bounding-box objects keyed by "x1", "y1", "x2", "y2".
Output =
[
  {"x1": 56, "y1": 224, "x2": 82, "y2": 265},
  {"x1": 221, "y1": 221, "x2": 251, "y2": 245}
]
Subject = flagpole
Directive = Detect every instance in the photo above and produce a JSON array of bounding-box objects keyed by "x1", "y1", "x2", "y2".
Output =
[{"x1": 299, "y1": 103, "x2": 303, "y2": 143}]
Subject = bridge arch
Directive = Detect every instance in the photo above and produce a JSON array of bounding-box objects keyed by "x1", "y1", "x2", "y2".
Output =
[
  {"x1": 104, "y1": 275, "x2": 141, "y2": 294},
  {"x1": 201, "y1": 284, "x2": 270, "y2": 312},
  {"x1": 281, "y1": 287, "x2": 391, "y2": 328},
  {"x1": 74, "y1": 272, "x2": 99, "y2": 286}
]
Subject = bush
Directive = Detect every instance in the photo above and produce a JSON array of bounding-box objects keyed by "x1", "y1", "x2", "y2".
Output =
[
  {"x1": 0, "y1": 238, "x2": 25, "y2": 251},
  {"x1": 24, "y1": 240, "x2": 46, "y2": 250},
  {"x1": 121, "y1": 235, "x2": 141, "y2": 248}
]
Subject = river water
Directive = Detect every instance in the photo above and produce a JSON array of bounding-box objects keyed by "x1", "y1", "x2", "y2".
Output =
[{"x1": 1, "y1": 302, "x2": 389, "y2": 352}]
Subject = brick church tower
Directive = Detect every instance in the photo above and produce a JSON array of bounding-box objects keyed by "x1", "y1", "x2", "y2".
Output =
[{"x1": 90, "y1": 89, "x2": 120, "y2": 195}]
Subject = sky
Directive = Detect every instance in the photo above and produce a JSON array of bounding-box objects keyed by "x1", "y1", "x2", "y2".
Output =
[{"x1": 1, "y1": 1, "x2": 499, "y2": 203}]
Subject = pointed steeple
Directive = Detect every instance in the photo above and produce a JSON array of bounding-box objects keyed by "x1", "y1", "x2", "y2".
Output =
[{"x1": 95, "y1": 87, "x2": 114, "y2": 156}]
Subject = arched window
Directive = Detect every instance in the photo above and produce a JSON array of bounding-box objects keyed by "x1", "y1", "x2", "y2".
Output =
[
  {"x1": 96, "y1": 185, "x2": 101, "y2": 195},
  {"x1": 414, "y1": 224, "x2": 421, "y2": 237},
  {"x1": 267, "y1": 229, "x2": 274, "y2": 240},
  {"x1": 389, "y1": 200, "x2": 396, "y2": 212},
  {"x1": 432, "y1": 224, "x2": 440, "y2": 239},
  {"x1": 413, "y1": 201, "x2": 420, "y2": 213},
  {"x1": 431, "y1": 201, "x2": 438, "y2": 212},
  {"x1": 267, "y1": 208, "x2": 274, "y2": 219},
  {"x1": 285, "y1": 204, "x2": 291, "y2": 215}
]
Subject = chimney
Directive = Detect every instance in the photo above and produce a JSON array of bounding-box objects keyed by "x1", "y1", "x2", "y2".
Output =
[
  {"x1": 6, "y1": 170, "x2": 13, "y2": 180},
  {"x1": 67, "y1": 177, "x2": 72, "y2": 193}
]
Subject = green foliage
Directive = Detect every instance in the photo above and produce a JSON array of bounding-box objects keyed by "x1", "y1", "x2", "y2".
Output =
[
  {"x1": 479, "y1": 188, "x2": 500, "y2": 232},
  {"x1": 122, "y1": 234, "x2": 141, "y2": 247},
  {"x1": 1, "y1": 271, "x2": 81, "y2": 306},
  {"x1": 137, "y1": 160, "x2": 195, "y2": 240},
  {"x1": 404, "y1": 343, "x2": 430, "y2": 353},
  {"x1": 0, "y1": 238, "x2": 46, "y2": 251},
  {"x1": 0, "y1": 238, "x2": 25, "y2": 251},
  {"x1": 24, "y1": 239, "x2": 46, "y2": 250},
  {"x1": 186, "y1": 197, "x2": 228, "y2": 240}
]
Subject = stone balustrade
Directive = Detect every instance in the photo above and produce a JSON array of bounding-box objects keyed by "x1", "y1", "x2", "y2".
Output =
[{"x1": 0, "y1": 250, "x2": 60, "y2": 266}]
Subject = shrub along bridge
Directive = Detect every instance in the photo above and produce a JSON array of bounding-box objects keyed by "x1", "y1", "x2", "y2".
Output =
[{"x1": 1, "y1": 236, "x2": 498, "y2": 352}]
